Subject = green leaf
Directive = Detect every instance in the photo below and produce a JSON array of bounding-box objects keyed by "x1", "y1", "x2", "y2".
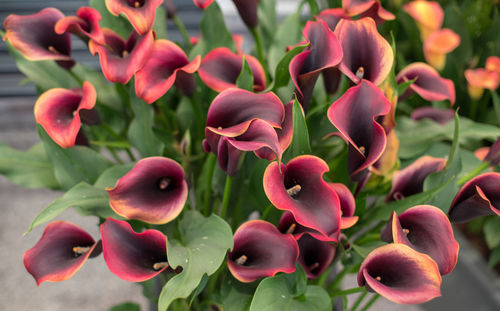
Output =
[
  {"x1": 158, "y1": 211, "x2": 233, "y2": 311},
  {"x1": 491, "y1": 90, "x2": 500, "y2": 126},
  {"x1": 283, "y1": 98, "x2": 311, "y2": 162},
  {"x1": 249, "y1": 267, "x2": 331, "y2": 311},
  {"x1": 94, "y1": 163, "x2": 135, "y2": 189},
  {"x1": 152, "y1": 6, "x2": 168, "y2": 40},
  {"x1": 266, "y1": 44, "x2": 308, "y2": 92},
  {"x1": 302, "y1": 0, "x2": 320, "y2": 16},
  {"x1": 488, "y1": 246, "x2": 500, "y2": 268},
  {"x1": 25, "y1": 182, "x2": 111, "y2": 233},
  {"x1": 236, "y1": 56, "x2": 255, "y2": 91},
  {"x1": 484, "y1": 217, "x2": 500, "y2": 249},
  {"x1": 0, "y1": 143, "x2": 59, "y2": 189},
  {"x1": 352, "y1": 241, "x2": 387, "y2": 258},
  {"x1": 89, "y1": 0, "x2": 133, "y2": 38},
  {"x1": 38, "y1": 126, "x2": 112, "y2": 190},
  {"x1": 108, "y1": 302, "x2": 141, "y2": 311},
  {"x1": 268, "y1": 12, "x2": 302, "y2": 75},
  {"x1": 220, "y1": 276, "x2": 255, "y2": 311},
  {"x1": 257, "y1": 0, "x2": 277, "y2": 49},
  {"x1": 396, "y1": 78, "x2": 416, "y2": 96},
  {"x1": 128, "y1": 85, "x2": 165, "y2": 157}
]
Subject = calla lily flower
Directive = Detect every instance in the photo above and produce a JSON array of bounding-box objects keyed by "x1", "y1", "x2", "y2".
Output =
[
  {"x1": 89, "y1": 28, "x2": 154, "y2": 84},
  {"x1": 198, "y1": 47, "x2": 266, "y2": 93},
  {"x1": 3, "y1": 8, "x2": 74, "y2": 69},
  {"x1": 465, "y1": 68, "x2": 499, "y2": 100},
  {"x1": 227, "y1": 220, "x2": 298, "y2": 283},
  {"x1": 478, "y1": 137, "x2": 500, "y2": 166},
  {"x1": 403, "y1": 0, "x2": 444, "y2": 40},
  {"x1": 54, "y1": 7, "x2": 105, "y2": 44},
  {"x1": 34, "y1": 81, "x2": 97, "y2": 148},
  {"x1": 316, "y1": 8, "x2": 350, "y2": 30},
  {"x1": 135, "y1": 40, "x2": 201, "y2": 103},
  {"x1": 105, "y1": 0, "x2": 163, "y2": 35},
  {"x1": 387, "y1": 156, "x2": 446, "y2": 202},
  {"x1": 264, "y1": 155, "x2": 342, "y2": 242},
  {"x1": 410, "y1": 107, "x2": 455, "y2": 125},
  {"x1": 342, "y1": 0, "x2": 395, "y2": 25},
  {"x1": 397, "y1": 62, "x2": 455, "y2": 105},
  {"x1": 381, "y1": 205, "x2": 459, "y2": 275},
  {"x1": 328, "y1": 183, "x2": 358, "y2": 229},
  {"x1": 232, "y1": 0, "x2": 259, "y2": 29},
  {"x1": 101, "y1": 218, "x2": 170, "y2": 282},
  {"x1": 334, "y1": 17, "x2": 393, "y2": 86},
  {"x1": 327, "y1": 80, "x2": 391, "y2": 180},
  {"x1": 202, "y1": 89, "x2": 285, "y2": 176},
  {"x1": 23, "y1": 221, "x2": 99, "y2": 285},
  {"x1": 486, "y1": 56, "x2": 500, "y2": 76},
  {"x1": 448, "y1": 172, "x2": 500, "y2": 223},
  {"x1": 358, "y1": 243, "x2": 442, "y2": 304},
  {"x1": 107, "y1": 157, "x2": 188, "y2": 224},
  {"x1": 193, "y1": 0, "x2": 214, "y2": 9},
  {"x1": 423, "y1": 29, "x2": 460, "y2": 71},
  {"x1": 289, "y1": 20, "x2": 343, "y2": 109},
  {"x1": 297, "y1": 234, "x2": 336, "y2": 279}
]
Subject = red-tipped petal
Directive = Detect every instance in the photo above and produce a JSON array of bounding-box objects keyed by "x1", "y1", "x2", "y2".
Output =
[
  {"x1": 327, "y1": 80, "x2": 391, "y2": 176},
  {"x1": 105, "y1": 0, "x2": 163, "y2": 35},
  {"x1": 334, "y1": 17, "x2": 393, "y2": 85},
  {"x1": 486, "y1": 56, "x2": 500, "y2": 77},
  {"x1": 193, "y1": 0, "x2": 214, "y2": 9},
  {"x1": 101, "y1": 218, "x2": 169, "y2": 282},
  {"x1": 55, "y1": 7, "x2": 105, "y2": 44},
  {"x1": 135, "y1": 39, "x2": 200, "y2": 103},
  {"x1": 316, "y1": 8, "x2": 351, "y2": 31},
  {"x1": 297, "y1": 234, "x2": 336, "y2": 279},
  {"x1": 343, "y1": 1, "x2": 395, "y2": 25},
  {"x1": 449, "y1": 172, "x2": 500, "y2": 223},
  {"x1": 397, "y1": 62, "x2": 455, "y2": 105},
  {"x1": 424, "y1": 29, "x2": 460, "y2": 71},
  {"x1": 410, "y1": 107, "x2": 455, "y2": 124},
  {"x1": 23, "y1": 221, "x2": 97, "y2": 285},
  {"x1": 465, "y1": 68, "x2": 498, "y2": 90},
  {"x1": 227, "y1": 220, "x2": 299, "y2": 283},
  {"x1": 327, "y1": 182, "x2": 358, "y2": 229},
  {"x1": 403, "y1": 0, "x2": 444, "y2": 40},
  {"x1": 358, "y1": 243, "x2": 442, "y2": 304},
  {"x1": 107, "y1": 157, "x2": 188, "y2": 224},
  {"x1": 233, "y1": 0, "x2": 259, "y2": 29},
  {"x1": 264, "y1": 155, "x2": 342, "y2": 241},
  {"x1": 34, "y1": 82, "x2": 97, "y2": 148},
  {"x1": 483, "y1": 137, "x2": 500, "y2": 165}
]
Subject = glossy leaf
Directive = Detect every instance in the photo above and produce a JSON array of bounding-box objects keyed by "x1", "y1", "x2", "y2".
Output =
[
  {"x1": 158, "y1": 211, "x2": 233, "y2": 311},
  {"x1": 0, "y1": 143, "x2": 59, "y2": 189},
  {"x1": 94, "y1": 163, "x2": 136, "y2": 189},
  {"x1": 236, "y1": 56, "x2": 255, "y2": 91},
  {"x1": 25, "y1": 182, "x2": 110, "y2": 233},
  {"x1": 267, "y1": 44, "x2": 308, "y2": 91},
  {"x1": 268, "y1": 12, "x2": 302, "y2": 74},
  {"x1": 89, "y1": 0, "x2": 133, "y2": 38},
  {"x1": 283, "y1": 98, "x2": 311, "y2": 161},
  {"x1": 484, "y1": 217, "x2": 500, "y2": 249},
  {"x1": 108, "y1": 302, "x2": 141, "y2": 311}
]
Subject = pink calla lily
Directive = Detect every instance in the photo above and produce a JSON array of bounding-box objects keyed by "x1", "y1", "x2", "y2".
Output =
[{"x1": 105, "y1": 0, "x2": 163, "y2": 35}]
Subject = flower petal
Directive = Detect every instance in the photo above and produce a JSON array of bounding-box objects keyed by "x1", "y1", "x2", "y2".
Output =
[
  {"x1": 449, "y1": 172, "x2": 500, "y2": 223},
  {"x1": 193, "y1": 0, "x2": 214, "y2": 9},
  {"x1": 397, "y1": 62, "x2": 455, "y2": 105},
  {"x1": 334, "y1": 17, "x2": 393, "y2": 85},
  {"x1": 343, "y1": 0, "x2": 395, "y2": 25},
  {"x1": 55, "y1": 7, "x2": 105, "y2": 44},
  {"x1": 297, "y1": 234, "x2": 336, "y2": 279},
  {"x1": 227, "y1": 220, "x2": 299, "y2": 283},
  {"x1": 107, "y1": 157, "x2": 188, "y2": 224},
  {"x1": 101, "y1": 218, "x2": 169, "y2": 282},
  {"x1": 23, "y1": 221, "x2": 97, "y2": 285},
  {"x1": 233, "y1": 0, "x2": 259, "y2": 28},
  {"x1": 403, "y1": 0, "x2": 444, "y2": 40},
  {"x1": 486, "y1": 56, "x2": 500, "y2": 77},
  {"x1": 105, "y1": 0, "x2": 163, "y2": 35},
  {"x1": 358, "y1": 243, "x2": 442, "y2": 304},
  {"x1": 423, "y1": 29, "x2": 460, "y2": 71},
  {"x1": 410, "y1": 107, "x2": 455, "y2": 125},
  {"x1": 381, "y1": 205, "x2": 459, "y2": 275},
  {"x1": 316, "y1": 8, "x2": 350, "y2": 31},
  {"x1": 34, "y1": 82, "x2": 97, "y2": 148}
]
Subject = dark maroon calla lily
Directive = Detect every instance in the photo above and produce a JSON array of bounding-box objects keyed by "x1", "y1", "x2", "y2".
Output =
[
  {"x1": 193, "y1": 0, "x2": 214, "y2": 9},
  {"x1": 134, "y1": 39, "x2": 201, "y2": 102},
  {"x1": 397, "y1": 62, "x2": 455, "y2": 105},
  {"x1": 203, "y1": 89, "x2": 285, "y2": 176},
  {"x1": 387, "y1": 156, "x2": 446, "y2": 202},
  {"x1": 198, "y1": 47, "x2": 266, "y2": 92},
  {"x1": 482, "y1": 137, "x2": 500, "y2": 166},
  {"x1": 449, "y1": 172, "x2": 500, "y2": 223},
  {"x1": 89, "y1": 28, "x2": 154, "y2": 84},
  {"x1": 101, "y1": 218, "x2": 170, "y2": 282},
  {"x1": 264, "y1": 155, "x2": 342, "y2": 242},
  {"x1": 23, "y1": 221, "x2": 98, "y2": 285},
  {"x1": 227, "y1": 220, "x2": 299, "y2": 283},
  {"x1": 105, "y1": 0, "x2": 163, "y2": 35},
  {"x1": 334, "y1": 17, "x2": 393, "y2": 86},
  {"x1": 410, "y1": 107, "x2": 455, "y2": 125},
  {"x1": 381, "y1": 205, "x2": 459, "y2": 276},
  {"x1": 358, "y1": 243, "x2": 442, "y2": 304},
  {"x1": 297, "y1": 234, "x2": 336, "y2": 279},
  {"x1": 3, "y1": 8, "x2": 74, "y2": 69},
  {"x1": 107, "y1": 157, "x2": 188, "y2": 224},
  {"x1": 54, "y1": 7, "x2": 105, "y2": 44},
  {"x1": 34, "y1": 82, "x2": 97, "y2": 148},
  {"x1": 343, "y1": 0, "x2": 395, "y2": 25},
  {"x1": 232, "y1": 0, "x2": 259, "y2": 29},
  {"x1": 327, "y1": 80, "x2": 391, "y2": 180},
  {"x1": 289, "y1": 20, "x2": 343, "y2": 109},
  {"x1": 328, "y1": 183, "x2": 358, "y2": 229}
]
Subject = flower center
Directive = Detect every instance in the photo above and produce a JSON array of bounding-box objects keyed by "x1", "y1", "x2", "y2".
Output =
[
  {"x1": 285, "y1": 223, "x2": 296, "y2": 234},
  {"x1": 128, "y1": 0, "x2": 145, "y2": 8},
  {"x1": 153, "y1": 261, "x2": 169, "y2": 271},
  {"x1": 121, "y1": 50, "x2": 129, "y2": 58},
  {"x1": 308, "y1": 262, "x2": 320, "y2": 271},
  {"x1": 286, "y1": 184, "x2": 302, "y2": 198},
  {"x1": 356, "y1": 66, "x2": 365, "y2": 80},
  {"x1": 235, "y1": 255, "x2": 248, "y2": 265},
  {"x1": 403, "y1": 228, "x2": 410, "y2": 235},
  {"x1": 48, "y1": 46, "x2": 60, "y2": 54},
  {"x1": 157, "y1": 177, "x2": 171, "y2": 190},
  {"x1": 73, "y1": 246, "x2": 91, "y2": 257}
]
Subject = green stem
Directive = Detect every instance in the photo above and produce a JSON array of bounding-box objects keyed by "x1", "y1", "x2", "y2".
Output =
[
  {"x1": 469, "y1": 99, "x2": 479, "y2": 120},
  {"x1": 174, "y1": 15, "x2": 192, "y2": 50},
  {"x1": 219, "y1": 175, "x2": 233, "y2": 218},
  {"x1": 69, "y1": 68, "x2": 84, "y2": 85},
  {"x1": 106, "y1": 146, "x2": 124, "y2": 164},
  {"x1": 188, "y1": 97, "x2": 204, "y2": 138},
  {"x1": 359, "y1": 294, "x2": 380, "y2": 311},
  {"x1": 203, "y1": 154, "x2": 217, "y2": 216},
  {"x1": 349, "y1": 291, "x2": 368, "y2": 311},
  {"x1": 99, "y1": 123, "x2": 136, "y2": 161},
  {"x1": 261, "y1": 204, "x2": 274, "y2": 220},
  {"x1": 330, "y1": 287, "x2": 365, "y2": 298},
  {"x1": 458, "y1": 161, "x2": 490, "y2": 185},
  {"x1": 250, "y1": 27, "x2": 268, "y2": 74}
]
